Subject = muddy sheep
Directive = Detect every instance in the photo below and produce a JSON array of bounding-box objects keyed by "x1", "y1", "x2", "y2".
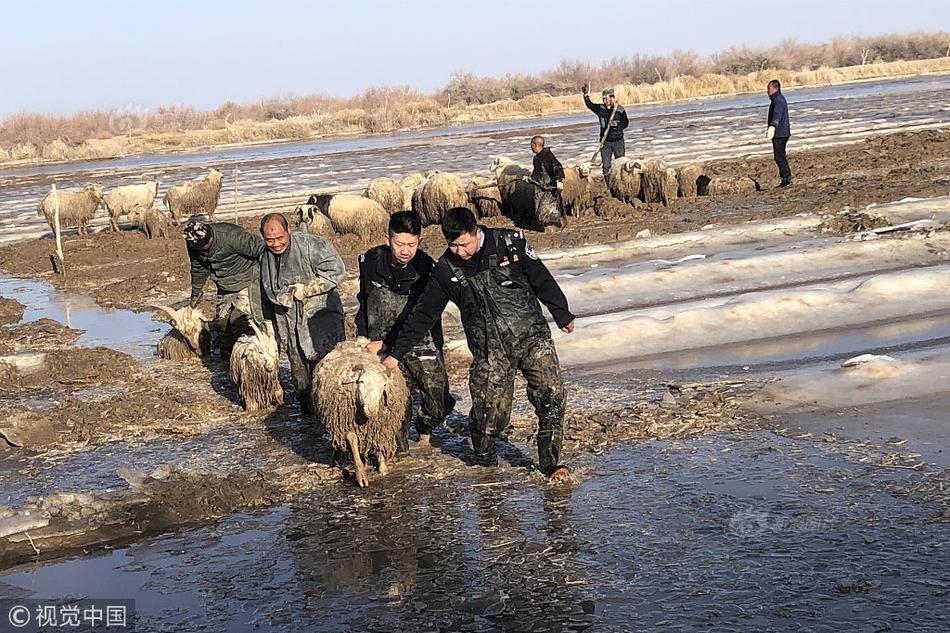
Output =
[
  {"x1": 153, "y1": 305, "x2": 211, "y2": 360},
  {"x1": 606, "y1": 157, "x2": 644, "y2": 205},
  {"x1": 295, "y1": 204, "x2": 335, "y2": 236},
  {"x1": 37, "y1": 184, "x2": 104, "y2": 236},
  {"x1": 229, "y1": 321, "x2": 283, "y2": 412},
  {"x1": 411, "y1": 171, "x2": 471, "y2": 226},
  {"x1": 135, "y1": 208, "x2": 171, "y2": 239},
  {"x1": 398, "y1": 172, "x2": 425, "y2": 210},
  {"x1": 311, "y1": 339, "x2": 411, "y2": 488},
  {"x1": 488, "y1": 156, "x2": 538, "y2": 228},
  {"x1": 675, "y1": 163, "x2": 704, "y2": 198},
  {"x1": 698, "y1": 176, "x2": 760, "y2": 196},
  {"x1": 103, "y1": 180, "x2": 159, "y2": 232},
  {"x1": 304, "y1": 193, "x2": 389, "y2": 240},
  {"x1": 364, "y1": 177, "x2": 403, "y2": 213},
  {"x1": 562, "y1": 164, "x2": 593, "y2": 216},
  {"x1": 640, "y1": 158, "x2": 678, "y2": 206},
  {"x1": 467, "y1": 176, "x2": 503, "y2": 218},
  {"x1": 163, "y1": 168, "x2": 223, "y2": 225}
]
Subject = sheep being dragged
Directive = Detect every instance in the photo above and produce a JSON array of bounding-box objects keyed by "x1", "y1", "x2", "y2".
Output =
[
  {"x1": 697, "y1": 176, "x2": 760, "y2": 196},
  {"x1": 103, "y1": 180, "x2": 159, "y2": 232},
  {"x1": 640, "y1": 158, "x2": 678, "y2": 206},
  {"x1": 229, "y1": 321, "x2": 283, "y2": 412},
  {"x1": 37, "y1": 184, "x2": 104, "y2": 235},
  {"x1": 311, "y1": 339, "x2": 411, "y2": 488},
  {"x1": 412, "y1": 171, "x2": 471, "y2": 226},
  {"x1": 364, "y1": 177, "x2": 403, "y2": 213},
  {"x1": 467, "y1": 176, "x2": 503, "y2": 218},
  {"x1": 489, "y1": 156, "x2": 543, "y2": 229},
  {"x1": 153, "y1": 305, "x2": 211, "y2": 360},
  {"x1": 303, "y1": 193, "x2": 389, "y2": 240},
  {"x1": 163, "y1": 168, "x2": 223, "y2": 225}
]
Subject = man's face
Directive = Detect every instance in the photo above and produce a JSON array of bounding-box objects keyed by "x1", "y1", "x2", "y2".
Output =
[
  {"x1": 530, "y1": 141, "x2": 542, "y2": 154},
  {"x1": 603, "y1": 95, "x2": 615, "y2": 107},
  {"x1": 447, "y1": 229, "x2": 481, "y2": 261},
  {"x1": 385, "y1": 232, "x2": 421, "y2": 266},
  {"x1": 262, "y1": 220, "x2": 291, "y2": 255},
  {"x1": 767, "y1": 84, "x2": 777, "y2": 96}
]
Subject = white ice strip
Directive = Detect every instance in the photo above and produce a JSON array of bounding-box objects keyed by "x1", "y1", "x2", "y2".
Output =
[
  {"x1": 552, "y1": 265, "x2": 950, "y2": 367},
  {"x1": 868, "y1": 195, "x2": 950, "y2": 224},
  {"x1": 556, "y1": 231, "x2": 950, "y2": 317}
]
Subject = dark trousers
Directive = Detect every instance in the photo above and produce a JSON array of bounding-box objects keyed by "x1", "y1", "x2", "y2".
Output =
[
  {"x1": 400, "y1": 350, "x2": 454, "y2": 435},
  {"x1": 601, "y1": 139, "x2": 626, "y2": 179},
  {"x1": 468, "y1": 338, "x2": 566, "y2": 475},
  {"x1": 772, "y1": 137, "x2": 791, "y2": 180}
]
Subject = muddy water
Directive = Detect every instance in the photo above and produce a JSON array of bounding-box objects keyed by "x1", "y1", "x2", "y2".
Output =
[{"x1": 1, "y1": 74, "x2": 948, "y2": 242}]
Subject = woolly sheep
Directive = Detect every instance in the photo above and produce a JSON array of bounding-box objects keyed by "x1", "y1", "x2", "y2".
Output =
[
  {"x1": 36, "y1": 184, "x2": 104, "y2": 235},
  {"x1": 607, "y1": 157, "x2": 643, "y2": 205},
  {"x1": 153, "y1": 305, "x2": 211, "y2": 360},
  {"x1": 490, "y1": 156, "x2": 557, "y2": 230},
  {"x1": 103, "y1": 180, "x2": 159, "y2": 232},
  {"x1": 698, "y1": 176, "x2": 760, "y2": 196},
  {"x1": 640, "y1": 158, "x2": 678, "y2": 206},
  {"x1": 675, "y1": 163, "x2": 704, "y2": 198},
  {"x1": 364, "y1": 177, "x2": 403, "y2": 213},
  {"x1": 137, "y1": 208, "x2": 171, "y2": 239},
  {"x1": 467, "y1": 176, "x2": 503, "y2": 218},
  {"x1": 411, "y1": 171, "x2": 471, "y2": 226},
  {"x1": 229, "y1": 321, "x2": 283, "y2": 412},
  {"x1": 305, "y1": 193, "x2": 389, "y2": 240},
  {"x1": 163, "y1": 168, "x2": 223, "y2": 225},
  {"x1": 562, "y1": 164, "x2": 592, "y2": 215},
  {"x1": 398, "y1": 173, "x2": 425, "y2": 210},
  {"x1": 311, "y1": 338, "x2": 411, "y2": 488}
]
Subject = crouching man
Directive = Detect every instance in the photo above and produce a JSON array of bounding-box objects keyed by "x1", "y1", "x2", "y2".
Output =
[
  {"x1": 357, "y1": 211, "x2": 455, "y2": 447},
  {"x1": 259, "y1": 213, "x2": 346, "y2": 413},
  {"x1": 184, "y1": 221, "x2": 265, "y2": 354},
  {"x1": 381, "y1": 207, "x2": 575, "y2": 480}
]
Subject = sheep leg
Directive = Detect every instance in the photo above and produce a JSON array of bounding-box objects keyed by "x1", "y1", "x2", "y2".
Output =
[
  {"x1": 346, "y1": 431, "x2": 369, "y2": 488},
  {"x1": 378, "y1": 455, "x2": 389, "y2": 476}
]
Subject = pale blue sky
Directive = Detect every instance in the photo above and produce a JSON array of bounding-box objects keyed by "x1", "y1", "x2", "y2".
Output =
[{"x1": 1, "y1": 0, "x2": 946, "y2": 117}]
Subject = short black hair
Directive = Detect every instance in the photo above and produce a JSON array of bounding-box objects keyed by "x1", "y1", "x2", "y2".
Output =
[
  {"x1": 260, "y1": 212, "x2": 288, "y2": 234},
  {"x1": 388, "y1": 210, "x2": 422, "y2": 237},
  {"x1": 768, "y1": 79, "x2": 781, "y2": 90},
  {"x1": 441, "y1": 207, "x2": 477, "y2": 241}
]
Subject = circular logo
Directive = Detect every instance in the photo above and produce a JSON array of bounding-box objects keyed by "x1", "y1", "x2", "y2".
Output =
[{"x1": 8, "y1": 604, "x2": 31, "y2": 628}]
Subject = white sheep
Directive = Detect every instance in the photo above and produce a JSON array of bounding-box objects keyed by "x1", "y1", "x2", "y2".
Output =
[
  {"x1": 305, "y1": 193, "x2": 389, "y2": 240},
  {"x1": 398, "y1": 172, "x2": 425, "y2": 211},
  {"x1": 698, "y1": 176, "x2": 760, "y2": 196},
  {"x1": 311, "y1": 339, "x2": 411, "y2": 488},
  {"x1": 103, "y1": 180, "x2": 159, "y2": 232},
  {"x1": 36, "y1": 184, "x2": 104, "y2": 235},
  {"x1": 163, "y1": 168, "x2": 223, "y2": 225},
  {"x1": 467, "y1": 176, "x2": 503, "y2": 218},
  {"x1": 607, "y1": 157, "x2": 644, "y2": 205},
  {"x1": 411, "y1": 171, "x2": 471, "y2": 226},
  {"x1": 229, "y1": 321, "x2": 283, "y2": 412},
  {"x1": 364, "y1": 177, "x2": 403, "y2": 213},
  {"x1": 153, "y1": 305, "x2": 211, "y2": 360}
]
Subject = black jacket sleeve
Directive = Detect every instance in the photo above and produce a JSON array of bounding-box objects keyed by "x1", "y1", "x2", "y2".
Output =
[
  {"x1": 546, "y1": 152, "x2": 565, "y2": 183},
  {"x1": 189, "y1": 252, "x2": 210, "y2": 296},
  {"x1": 583, "y1": 94, "x2": 601, "y2": 116},
  {"x1": 518, "y1": 240, "x2": 574, "y2": 329},
  {"x1": 388, "y1": 269, "x2": 451, "y2": 361},
  {"x1": 355, "y1": 252, "x2": 371, "y2": 338}
]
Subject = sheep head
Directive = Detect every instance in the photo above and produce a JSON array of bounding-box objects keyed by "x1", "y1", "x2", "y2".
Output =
[
  {"x1": 576, "y1": 163, "x2": 592, "y2": 178},
  {"x1": 247, "y1": 320, "x2": 279, "y2": 372},
  {"x1": 340, "y1": 362, "x2": 390, "y2": 421},
  {"x1": 490, "y1": 156, "x2": 513, "y2": 176},
  {"x1": 153, "y1": 305, "x2": 209, "y2": 352},
  {"x1": 84, "y1": 183, "x2": 105, "y2": 202}
]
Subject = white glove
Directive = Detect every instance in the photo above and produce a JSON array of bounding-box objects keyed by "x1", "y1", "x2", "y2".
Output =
[
  {"x1": 556, "y1": 181, "x2": 564, "y2": 191},
  {"x1": 767, "y1": 126, "x2": 776, "y2": 140},
  {"x1": 521, "y1": 175, "x2": 531, "y2": 183}
]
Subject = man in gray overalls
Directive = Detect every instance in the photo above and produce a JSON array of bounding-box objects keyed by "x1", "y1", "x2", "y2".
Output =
[
  {"x1": 259, "y1": 213, "x2": 346, "y2": 414},
  {"x1": 356, "y1": 211, "x2": 454, "y2": 447},
  {"x1": 382, "y1": 207, "x2": 575, "y2": 480}
]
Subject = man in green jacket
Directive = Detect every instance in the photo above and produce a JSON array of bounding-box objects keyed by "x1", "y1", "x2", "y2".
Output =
[{"x1": 184, "y1": 221, "x2": 265, "y2": 354}]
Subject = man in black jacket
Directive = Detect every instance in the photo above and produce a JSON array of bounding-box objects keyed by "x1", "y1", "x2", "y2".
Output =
[
  {"x1": 357, "y1": 211, "x2": 454, "y2": 447},
  {"x1": 525, "y1": 135, "x2": 565, "y2": 228},
  {"x1": 767, "y1": 79, "x2": 793, "y2": 187},
  {"x1": 185, "y1": 221, "x2": 265, "y2": 353},
  {"x1": 583, "y1": 86, "x2": 629, "y2": 179},
  {"x1": 381, "y1": 207, "x2": 575, "y2": 480}
]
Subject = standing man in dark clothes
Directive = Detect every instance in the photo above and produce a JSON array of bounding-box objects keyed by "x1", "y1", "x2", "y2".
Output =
[
  {"x1": 184, "y1": 221, "x2": 265, "y2": 354},
  {"x1": 524, "y1": 135, "x2": 565, "y2": 228},
  {"x1": 583, "y1": 85, "x2": 629, "y2": 179},
  {"x1": 380, "y1": 207, "x2": 575, "y2": 481},
  {"x1": 767, "y1": 79, "x2": 793, "y2": 187},
  {"x1": 357, "y1": 211, "x2": 455, "y2": 447}
]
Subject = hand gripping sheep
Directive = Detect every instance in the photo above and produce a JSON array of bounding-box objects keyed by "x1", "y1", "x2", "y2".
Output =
[
  {"x1": 153, "y1": 305, "x2": 212, "y2": 360},
  {"x1": 311, "y1": 339, "x2": 411, "y2": 488},
  {"x1": 229, "y1": 321, "x2": 284, "y2": 411}
]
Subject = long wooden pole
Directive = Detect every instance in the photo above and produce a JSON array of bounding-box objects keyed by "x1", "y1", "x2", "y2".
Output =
[
  {"x1": 590, "y1": 100, "x2": 620, "y2": 166},
  {"x1": 233, "y1": 168, "x2": 240, "y2": 222},
  {"x1": 51, "y1": 184, "x2": 66, "y2": 276}
]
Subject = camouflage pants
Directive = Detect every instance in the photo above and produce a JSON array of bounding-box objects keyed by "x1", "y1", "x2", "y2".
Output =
[
  {"x1": 469, "y1": 337, "x2": 566, "y2": 475},
  {"x1": 400, "y1": 350, "x2": 454, "y2": 436}
]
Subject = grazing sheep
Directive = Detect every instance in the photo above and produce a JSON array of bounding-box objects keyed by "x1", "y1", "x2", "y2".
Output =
[
  {"x1": 103, "y1": 180, "x2": 160, "y2": 232},
  {"x1": 137, "y1": 208, "x2": 171, "y2": 239},
  {"x1": 305, "y1": 193, "x2": 389, "y2": 240},
  {"x1": 153, "y1": 305, "x2": 211, "y2": 360},
  {"x1": 467, "y1": 176, "x2": 503, "y2": 218},
  {"x1": 364, "y1": 177, "x2": 403, "y2": 213},
  {"x1": 675, "y1": 163, "x2": 704, "y2": 198},
  {"x1": 311, "y1": 339, "x2": 411, "y2": 488},
  {"x1": 36, "y1": 184, "x2": 104, "y2": 235},
  {"x1": 163, "y1": 168, "x2": 223, "y2": 225},
  {"x1": 640, "y1": 159, "x2": 678, "y2": 206},
  {"x1": 411, "y1": 171, "x2": 471, "y2": 226},
  {"x1": 296, "y1": 204, "x2": 335, "y2": 236},
  {"x1": 698, "y1": 176, "x2": 760, "y2": 196},
  {"x1": 606, "y1": 157, "x2": 644, "y2": 205},
  {"x1": 562, "y1": 164, "x2": 592, "y2": 215},
  {"x1": 398, "y1": 172, "x2": 425, "y2": 210},
  {"x1": 229, "y1": 321, "x2": 283, "y2": 412}
]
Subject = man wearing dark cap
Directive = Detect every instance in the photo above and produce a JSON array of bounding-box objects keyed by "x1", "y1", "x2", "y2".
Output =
[
  {"x1": 582, "y1": 86, "x2": 629, "y2": 179},
  {"x1": 184, "y1": 221, "x2": 266, "y2": 353}
]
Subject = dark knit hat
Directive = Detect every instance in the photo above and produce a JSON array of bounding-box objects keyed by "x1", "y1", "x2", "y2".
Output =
[
  {"x1": 601, "y1": 88, "x2": 615, "y2": 98},
  {"x1": 184, "y1": 222, "x2": 213, "y2": 250}
]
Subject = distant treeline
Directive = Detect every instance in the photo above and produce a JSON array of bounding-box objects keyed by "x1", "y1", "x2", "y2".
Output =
[{"x1": 1, "y1": 31, "x2": 948, "y2": 163}]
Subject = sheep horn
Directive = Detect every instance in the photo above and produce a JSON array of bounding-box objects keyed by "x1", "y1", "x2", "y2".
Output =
[
  {"x1": 247, "y1": 320, "x2": 264, "y2": 339},
  {"x1": 152, "y1": 304, "x2": 179, "y2": 324}
]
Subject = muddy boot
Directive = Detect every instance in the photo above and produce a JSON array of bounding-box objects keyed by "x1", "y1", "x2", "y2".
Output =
[{"x1": 547, "y1": 464, "x2": 571, "y2": 481}]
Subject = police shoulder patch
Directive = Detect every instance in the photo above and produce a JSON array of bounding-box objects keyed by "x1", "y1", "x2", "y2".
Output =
[
  {"x1": 359, "y1": 254, "x2": 365, "y2": 263},
  {"x1": 524, "y1": 244, "x2": 539, "y2": 260}
]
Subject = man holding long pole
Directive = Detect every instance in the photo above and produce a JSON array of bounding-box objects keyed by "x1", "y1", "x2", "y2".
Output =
[{"x1": 583, "y1": 85, "x2": 629, "y2": 181}]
